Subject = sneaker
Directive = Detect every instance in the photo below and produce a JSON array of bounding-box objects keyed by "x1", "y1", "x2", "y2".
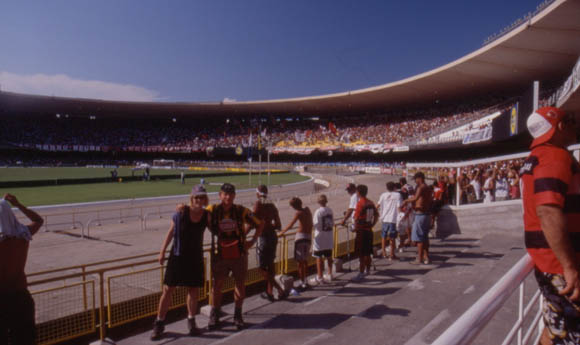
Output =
[
  {"x1": 398, "y1": 248, "x2": 404, "y2": 253},
  {"x1": 260, "y1": 292, "x2": 276, "y2": 302},
  {"x1": 187, "y1": 317, "x2": 200, "y2": 336},
  {"x1": 352, "y1": 272, "x2": 365, "y2": 282},
  {"x1": 233, "y1": 309, "x2": 245, "y2": 331},
  {"x1": 315, "y1": 276, "x2": 325, "y2": 285},
  {"x1": 207, "y1": 308, "x2": 221, "y2": 331},
  {"x1": 324, "y1": 274, "x2": 333, "y2": 283},
  {"x1": 150, "y1": 319, "x2": 164, "y2": 340},
  {"x1": 388, "y1": 255, "x2": 400, "y2": 261}
]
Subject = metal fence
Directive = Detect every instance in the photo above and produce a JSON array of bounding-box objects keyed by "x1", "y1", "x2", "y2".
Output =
[{"x1": 28, "y1": 218, "x2": 377, "y2": 344}]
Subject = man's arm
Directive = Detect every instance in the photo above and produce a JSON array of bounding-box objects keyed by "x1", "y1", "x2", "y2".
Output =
[
  {"x1": 537, "y1": 204, "x2": 580, "y2": 300},
  {"x1": 341, "y1": 208, "x2": 354, "y2": 226},
  {"x1": 280, "y1": 213, "x2": 299, "y2": 235},
  {"x1": 4, "y1": 194, "x2": 43, "y2": 236},
  {"x1": 404, "y1": 185, "x2": 422, "y2": 205}
]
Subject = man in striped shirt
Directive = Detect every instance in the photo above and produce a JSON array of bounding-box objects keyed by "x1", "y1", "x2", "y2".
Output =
[{"x1": 521, "y1": 106, "x2": 579, "y2": 345}]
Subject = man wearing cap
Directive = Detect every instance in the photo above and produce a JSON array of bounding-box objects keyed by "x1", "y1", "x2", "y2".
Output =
[
  {"x1": 402, "y1": 172, "x2": 433, "y2": 265},
  {"x1": 340, "y1": 183, "x2": 359, "y2": 230},
  {"x1": 152, "y1": 185, "x2": 209, "y2": 339},
  {"x1": 521, "y1": 106, "x2": 580, "y2": 345},
  {"x1": 253, "y1": 185, "x2": 287, "y2": 301},
  {"x1": 0, "y1": 194, "x2": 44, "y2": 345},
  {"x1": 207, "y1": 183, "x2": 263, "y2": 331}
]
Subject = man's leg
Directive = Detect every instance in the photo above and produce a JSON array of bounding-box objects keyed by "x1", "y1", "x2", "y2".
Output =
[
  {"x1": 316, "y1": 257, "x2": 323, "y2": 279},
  {"x1": 416, "y1": 242, "x2": 424, "y2": 262},
  {"x1": 327, "y1": 257, "x2": 333, "y2": 277},
  {"x1": 9, "y1": 290, "x2": 36, "y2": 345},
  {"x1": 381, "y1": 237, "x2": 388, "y2": 257}
]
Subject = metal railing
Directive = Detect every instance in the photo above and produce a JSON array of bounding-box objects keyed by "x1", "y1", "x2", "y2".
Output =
[
  {"x1": 432, "y1": 254, "x2": 543, "y2": 345},
  {"x1": 27, "y1": 216, "x2": 374, "y2": 344}
]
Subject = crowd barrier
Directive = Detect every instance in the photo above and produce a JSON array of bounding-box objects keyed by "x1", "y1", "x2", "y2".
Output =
[{"x1": 28, "y1": 217, "x2": 383, "y2": 345}]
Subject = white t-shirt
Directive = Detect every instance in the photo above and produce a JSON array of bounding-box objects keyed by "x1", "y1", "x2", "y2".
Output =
[
  {"x1": 495, "y1": 177, "x2": 509, "y2": 199},
  {"x1": 469, "y1": 179, "x2": 482, "y2": 200},
  {"x1": 348, "y1": 193, "x2": 359, "y2": 221},
  {"x1": 313, "y1": 206, "x2": 334, "y2": 251},
  {"x1": 377, "y1": 191, "x2": 401, "y2": 224},
  {"x1": 483, "y1": 177, "x2": 495, "y2": 203}
]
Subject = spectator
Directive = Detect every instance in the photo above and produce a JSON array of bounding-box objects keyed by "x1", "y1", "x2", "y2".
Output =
[
  {"x1": 520, "y1": 106, "x2": 580, "y2": 345},
  {"x1": 311, "y1": 194, "x2": 334, "y2": 284},
  {"x1": 377, "y1": 182, "x2": 402, "y2": 260},
  {"x1": 151, "y1": 185, "x2": 209, "y2": 340},
  {"x1": 206, "y1": 183, "x2": 263, "y2": 331},
  {"x1": 253, "y1": 185, "x2": 287, "y2": 301},
  {"x1": 402, "y1": 172, "x2": 433, "y2": 265},
  {"x1": 352, "y1": 184, "x2": 379, "y2": 281},
  {"x1": 280, "y1": 197, "x2": 313, "y2": 291},
  {"x1": 0, "y1": 194, "x2": 44, "y2": 345}
]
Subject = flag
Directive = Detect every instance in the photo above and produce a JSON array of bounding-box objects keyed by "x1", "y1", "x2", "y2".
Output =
[{"x1": 257, "y1": 128, "x2": 262, "y2": 150}]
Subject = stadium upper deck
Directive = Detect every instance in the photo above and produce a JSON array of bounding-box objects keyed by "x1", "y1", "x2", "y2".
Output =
[{"x1": 1, "y1": 0, "x2": 579, "y2": 119}]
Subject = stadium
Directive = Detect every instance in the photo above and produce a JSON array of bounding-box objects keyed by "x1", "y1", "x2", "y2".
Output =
[{"x1": 1, "y1": 0, "x2": 580, "y2": 344}]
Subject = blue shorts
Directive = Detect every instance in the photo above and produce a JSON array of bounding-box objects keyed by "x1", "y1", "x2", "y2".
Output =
[
  {"x1": 411, "y1": 213, "x2": 431, "y2": 242},
  {"x1": 381, "y1": 222, "x2": 397, "y2": 239}
]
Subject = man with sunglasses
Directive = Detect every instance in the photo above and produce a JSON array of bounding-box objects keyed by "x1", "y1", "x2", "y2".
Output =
[
  {"x1": 521, "y1": 106, "x2": 579, "y2": 345},
  {"x1": 206, "y1": 183, "x2": 263, "y2": 331}
]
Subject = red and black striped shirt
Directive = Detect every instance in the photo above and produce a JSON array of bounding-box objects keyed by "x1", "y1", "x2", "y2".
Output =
[{"x1": 521, "y1": 144, "x2": 580, "y2": 274}]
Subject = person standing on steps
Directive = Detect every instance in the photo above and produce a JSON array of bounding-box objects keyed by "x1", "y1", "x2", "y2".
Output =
[
  {"x1": 280, "y1": 197, "x2": 313, "y2": 291},
  {"x1": 151, "y1": 185, "x2": 209, "y2": 340},
  {"x1": 352, "y1": 184, "x2": 379, "y2": 281},
  {"x1": 253, "y1": 185, "x2": 288, "y2": 301},
  {"x1": 312, "y1": 194, "x2": 334, "y2": 284},
  {"x1": 402, "y1": 172, "x2": 433, "y2": 265},
  {"x1": 206, "y1": 183, "x2": 263, "y2": 331}
]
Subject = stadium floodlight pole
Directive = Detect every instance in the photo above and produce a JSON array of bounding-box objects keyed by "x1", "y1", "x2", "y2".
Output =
[{"x1": 267, "y1": 142, "x2": 271, "y2": 188}]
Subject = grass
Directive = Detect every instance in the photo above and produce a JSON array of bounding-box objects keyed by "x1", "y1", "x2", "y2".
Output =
[
  {"x1": 0, "y1": 172, "x2": 308, "y2": 206},
  {"x1": 0, "y1": 167, "x2": 221, "y2": 182}
]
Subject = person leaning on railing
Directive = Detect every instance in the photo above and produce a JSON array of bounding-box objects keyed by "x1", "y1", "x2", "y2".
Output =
[
  {"x1": 151, "y1": 185, "x2": 210, "y2": 340},
  {"x1": 521, "y1": 106, "x2": 580, "y2": 345},
  {"x1": 253, "y1": 185, "x2": 288, "y2": 301},
  {"x1": 0, "y1": 194, "x2": 44, "y2": 345}
]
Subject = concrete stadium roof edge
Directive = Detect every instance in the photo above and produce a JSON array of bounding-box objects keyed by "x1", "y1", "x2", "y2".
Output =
[{"x1": 1, "y1": 0, "x2": 579, "y2": 119}]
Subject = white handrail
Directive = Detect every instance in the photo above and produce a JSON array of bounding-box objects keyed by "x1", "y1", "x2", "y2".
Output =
[{"x1": 432, "y1": 254, "x2": 535, "y2": 345}]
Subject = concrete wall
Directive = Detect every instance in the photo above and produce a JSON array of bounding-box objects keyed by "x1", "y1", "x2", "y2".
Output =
[{"x1": 435, "y1": 202, "x2": 524, "y2": 238}]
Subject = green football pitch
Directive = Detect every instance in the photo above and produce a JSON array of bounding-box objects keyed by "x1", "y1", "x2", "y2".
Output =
[
  {"x1": 0, "y1": 167, "x2": 217, "y2": 181},
  {"x1": 0, "y1": 168, "x2": 308, "y2": 206}
]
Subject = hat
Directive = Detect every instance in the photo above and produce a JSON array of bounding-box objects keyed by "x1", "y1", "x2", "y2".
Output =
[
  {"x1": 413, "y1": 171, "x2": 425, "y2": 180},
  {"x1": 345, "y1": 183, "x2": 356, "y2": 191},
  {"x1": 527, "y1": 106, "x2": 566, "y2": 148},
  {"x1": 191, "y1": 185, "x2": 207, "y2": 197},
  {"x1": 220, "y1": 183, "x2": 236, "y2": 194}
]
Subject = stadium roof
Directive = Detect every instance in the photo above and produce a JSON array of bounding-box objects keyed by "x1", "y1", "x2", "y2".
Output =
[{"x1": 1, "y1": 0, "x2": 579, "y2": 119}]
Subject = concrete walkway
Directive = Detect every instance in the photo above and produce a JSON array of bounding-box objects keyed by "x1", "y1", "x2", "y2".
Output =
[{"x1": 116, "y1": 231, "x2": 526, "y2": 345}]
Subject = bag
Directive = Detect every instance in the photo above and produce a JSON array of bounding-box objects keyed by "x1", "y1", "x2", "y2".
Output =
[{"x1": 219, "y1": 238, "x2": 241, "y2": 259}]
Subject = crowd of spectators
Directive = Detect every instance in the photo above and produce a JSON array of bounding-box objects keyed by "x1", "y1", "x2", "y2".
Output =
[
  {"x1": 413, "y1": 157, "x2": 525, "y2": 206},
  {"x1": 0, "y1": 100, "x2": 509, "y2": 153}
]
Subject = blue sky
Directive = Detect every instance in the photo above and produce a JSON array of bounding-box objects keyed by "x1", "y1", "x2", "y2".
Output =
[{"x1": 0, "y1": 0, "x2": 548, "y2": 102}]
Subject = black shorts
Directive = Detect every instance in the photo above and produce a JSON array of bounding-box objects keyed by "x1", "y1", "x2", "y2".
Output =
[
  {"x1": 355, "y1": 230, "x2": 374, "y2": 257},
  {"x1": 0, "y1": 289, "x2": 36, "y2": 345},
  {"x1": 535, "y1": 269, "x2": 580, "y2": 344},
  {"x1": 313, "y1": 249, "x2": 332, "y2": 258},
  {"x1": 164, "y1": 254, "x2": 204, "y2": 288},
  {"x1": 256, "y1": 234, "x2": 278, "y2": 270}
]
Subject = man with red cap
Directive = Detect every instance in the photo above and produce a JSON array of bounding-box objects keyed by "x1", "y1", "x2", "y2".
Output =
[{"x1": 520, "y1": 106, "x2": 579, "y2": 345}]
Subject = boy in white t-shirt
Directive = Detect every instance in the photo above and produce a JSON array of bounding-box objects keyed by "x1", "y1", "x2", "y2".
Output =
[
  {"x1": 377, "y1": 182, "x2": 402, "y2": 260},
  {"x1": 312, "y1": 195, "x2": 334, "y2": 283}
]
